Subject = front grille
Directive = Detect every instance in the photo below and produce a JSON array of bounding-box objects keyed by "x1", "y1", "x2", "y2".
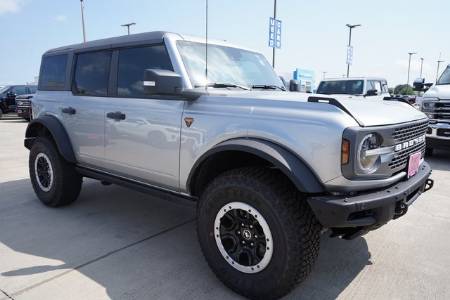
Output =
[
  {"x1": 426, "y1": 99, "x2": 450, "y2": 121},
  {"x1": 391, "y1": 120, "x2": 428, "y2": 143},
  {"x1": 389, "y1": 120, "x2": 428, "y2": 170}
]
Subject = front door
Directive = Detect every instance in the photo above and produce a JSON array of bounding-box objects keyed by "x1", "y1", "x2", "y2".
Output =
[{"x1": 103, "y1": 44, "x2": 183, "y2": 190}]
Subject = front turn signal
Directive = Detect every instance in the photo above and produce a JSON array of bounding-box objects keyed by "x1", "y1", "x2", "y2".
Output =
[{"x1": 341, "y1": 139, "x2": 350, "y2": 165}]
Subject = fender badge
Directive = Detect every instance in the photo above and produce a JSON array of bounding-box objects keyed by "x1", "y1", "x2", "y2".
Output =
[{"x1": 184, "y1": 117, "x2": 194, "y2": 127}]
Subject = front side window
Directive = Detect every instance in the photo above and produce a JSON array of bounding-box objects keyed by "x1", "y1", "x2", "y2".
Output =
[
  {"x1": 368, "y1": 81, "x2": 382, "y2": 94},
  {"x1": 73, "y1": 50, "x2": 111, "y2": 96},
  {"x1": 177, "y1": 41, "x2": 283, "y2": 89},
  {"x1": 39, "y1": 54, "x2": 68, "y2": 90},
  {"x1": 317, "y1": 80, "x2": 364, "y2": 95},
  {"x1": 117, "y1": 45, "x2": 173, "y2": 98},
  {"x1": 12, "y1": 86, "x2": 28, "y2": 95},
  {"x1": 437, "y1": 67, "x2": 450, "y2": 85}
]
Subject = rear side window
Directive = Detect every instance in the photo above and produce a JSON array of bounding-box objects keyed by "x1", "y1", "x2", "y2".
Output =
[
  {"x1": 117, "y1": 45, "x2": 173, "y2": 98},
  {"x1": 39, "y1": 54, "x2": 68, "y2": 90},
  {"x1": 73, "y1": 50, "x2": 111, "y2": 97}
]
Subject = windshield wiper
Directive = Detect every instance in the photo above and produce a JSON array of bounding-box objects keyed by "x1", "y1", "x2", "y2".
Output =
[
  {"x1": 195, "y1": 83, "x2": 250, "y2": 90},
  {"x1": 251, "y1": 84, "x2": 286, "y2": 91}
]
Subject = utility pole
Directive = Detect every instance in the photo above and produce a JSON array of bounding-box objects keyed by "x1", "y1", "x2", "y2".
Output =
[
  {"x1": 407, "y1": 52, "x2": 417, "y2": 85},
  {"x1": 346, "y1": 24, "x2": 361, "y2": 78},
  {"x1": 436, "y1": 60, "x2": 444, "y2": 83},
  {"x1": 80, "y1": 0, "x2": 86, "y2": 43},
  {"x1": 272, "y1": 0, "x2": 277, "y2": 68},
  {"x1": 121, "y1": 22, "x2": 136, "y2": 35},
  {"x1": 419, "y1": 57, "x2": 424, "y2": 78}
]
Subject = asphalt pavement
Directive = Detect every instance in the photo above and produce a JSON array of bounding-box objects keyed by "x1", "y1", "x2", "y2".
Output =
[{"x1": 1, "y1": 115, "x2": 449, "y2": 300}]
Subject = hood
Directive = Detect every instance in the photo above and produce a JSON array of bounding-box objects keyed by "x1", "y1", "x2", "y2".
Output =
[
  {"x1": 423, "y1": 84, "x2": 450, "y2": 99},
  {"x1": 202, "y1": 89, "x2": 427, "y2": 127}
]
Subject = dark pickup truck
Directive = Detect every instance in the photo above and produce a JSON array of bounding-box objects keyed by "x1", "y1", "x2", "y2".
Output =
[{"x1": 0, "y1": 85, "x2": 36, "y2": 119}]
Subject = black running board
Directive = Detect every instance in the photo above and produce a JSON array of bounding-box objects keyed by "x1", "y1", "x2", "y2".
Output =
[{"x1": 75, "y1": 166, "x2": 196, "y2": 202}]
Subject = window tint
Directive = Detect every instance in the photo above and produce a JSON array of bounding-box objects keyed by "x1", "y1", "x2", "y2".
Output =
[
  {"x1": 117, "y1": 45, "x2": 173, "y2": 98},
  {"x1": 437, "y1": 67, "x2": 450, "y2": 85},
  {"x1": 73, "y1": 51, "x2": 111, "y2": 96},
  {"x1": 12, "y1": 86, "x2": 28, "y2": 95},
  {"x1": 39, "y1": 54, "x2": 68, "y2": 90}
]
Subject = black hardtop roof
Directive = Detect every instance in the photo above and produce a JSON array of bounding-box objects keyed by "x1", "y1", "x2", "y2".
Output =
[{"x1": 44, "y1": 31, "x2": 179, "y2": 56}]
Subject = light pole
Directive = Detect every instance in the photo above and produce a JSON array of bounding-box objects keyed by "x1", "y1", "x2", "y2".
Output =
[
  {"x1": 436, "y1": 59, "x2": 444, "y2": 83},
  {"x1": 419, "y1": 57, "x2": 424, "y2": 78},
  {"x1": 80, "y1": 0, "x2": 86, "y2": 43},
  {"x1": 272, "y1": 0, "x2": 277, "y2": 68},
  {"x1": 346, "y1": 24, "x2": 361, "y2": 78},
  {"x1": 322, "y1": 71, "x2": 327, "y2": 79},
  {"x1": 407, "y1": 52, "x2": 417, "y2": 85},
  {"x1": 121, "y1": 22, "x2": 136, "y2": 35}
]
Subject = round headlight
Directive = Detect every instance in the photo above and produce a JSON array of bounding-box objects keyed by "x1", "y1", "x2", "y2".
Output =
[{"x1": 358, "y1": 133, "x2": 382, "y2": 174}]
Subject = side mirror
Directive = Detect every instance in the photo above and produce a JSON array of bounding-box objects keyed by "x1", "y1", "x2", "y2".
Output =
[
  {"x1": 413, "y1": 78, "x2": 425, "y2": 91},
  {"x1": 6, "y1": 92, "x2": 16, "y2": 98},
  {"x1": 365, "y1": 89, "x2": 378, "y2": 96},
  {"x1": 289, "y1": 80, "x2": 300, "y2": 92},
  {"x1": 143, "y1": 69, "x2": 183, "y2": 96}
]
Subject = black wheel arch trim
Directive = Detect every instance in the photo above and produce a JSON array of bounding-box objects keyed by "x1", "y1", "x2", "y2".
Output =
[
  {"x1": 24, "y1": 115, "x2": 76, "y2": 163},
  {"x1": 187, "y1": 138, "x2": 325, "y2": 194}
]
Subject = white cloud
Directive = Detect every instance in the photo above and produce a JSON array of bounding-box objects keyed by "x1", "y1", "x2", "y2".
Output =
[
  {"x1": 0, "y1": 0, "x2": 23, "y2": 15},
  {"x1": 55, "y1": 15, "x2": 67, "y2": 22}
]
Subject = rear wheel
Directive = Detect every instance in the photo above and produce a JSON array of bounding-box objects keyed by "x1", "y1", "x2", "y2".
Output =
[
  {"x1": 197, "y1": 167, "x2": 321, "y2": 299},
  {"x1": 29, "y1": 137, "x2": 82, "y2": 207}
]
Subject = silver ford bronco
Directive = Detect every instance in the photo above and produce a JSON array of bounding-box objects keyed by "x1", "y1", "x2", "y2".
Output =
[{"x1": 25, "y1": 31, "x2": 433, "y2": 299}]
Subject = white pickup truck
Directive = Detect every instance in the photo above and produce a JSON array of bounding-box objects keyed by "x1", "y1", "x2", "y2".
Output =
[{"x1": 317, "y1": 77, "x2": 390, "y2": 101}]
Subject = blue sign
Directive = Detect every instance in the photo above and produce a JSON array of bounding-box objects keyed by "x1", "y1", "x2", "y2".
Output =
[{"x1": 269, "y1": 17, "x2": 282, "y2": 49}]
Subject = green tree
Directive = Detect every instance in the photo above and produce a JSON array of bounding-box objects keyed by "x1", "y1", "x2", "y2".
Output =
[{"x1": 393, "y1": 84, "x2": 415, "y2": 95}]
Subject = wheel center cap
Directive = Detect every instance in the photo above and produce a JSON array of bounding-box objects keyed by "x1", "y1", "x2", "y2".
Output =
[{"x1": 242, "y1": 229, "x2": 252, "y2": 240}]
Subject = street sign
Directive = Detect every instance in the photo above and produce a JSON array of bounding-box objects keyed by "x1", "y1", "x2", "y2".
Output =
[
  {"x1": 346, "y1": 45, "x2": 353, "y2": 65},
  {"x1": 269, "y1": 17, "x2": 282, "y2": 49}
]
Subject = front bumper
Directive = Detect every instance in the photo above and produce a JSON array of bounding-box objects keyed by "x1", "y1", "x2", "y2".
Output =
[
  {"x1": 307, "y1": 161, "x2": 433, "y2": 230},
  {"x1": 426, "y1": 121, "x2": 450, "y2": 149},
  {"x1": 16, "y1": 106, "x2": 31, "y2": 118}
]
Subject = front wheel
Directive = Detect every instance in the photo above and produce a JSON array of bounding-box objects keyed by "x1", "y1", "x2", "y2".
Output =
[
  {"x1": 29, "y1": 137, "x2": 82, "y2": 207},
  {"x1": 197, "y1": 167, "x2": 321, "y2": 300}
]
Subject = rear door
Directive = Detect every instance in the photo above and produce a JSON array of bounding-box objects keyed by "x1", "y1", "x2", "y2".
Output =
[
  {"x1": 103, "y1": 44, "x2": 184, "y2": 190},
  {"x1": 61, "y1": 50, "x2": 111, "y2": 168}
]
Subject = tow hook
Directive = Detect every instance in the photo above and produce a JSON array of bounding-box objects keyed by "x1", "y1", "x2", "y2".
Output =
[{"x1": 424, "y1": 178, "x2": 434, "y2": 192}]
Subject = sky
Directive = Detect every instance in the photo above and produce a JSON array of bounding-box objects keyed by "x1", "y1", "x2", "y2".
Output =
[{"x1": 1, "y1": 0, "x2": 449, "y2": 87}]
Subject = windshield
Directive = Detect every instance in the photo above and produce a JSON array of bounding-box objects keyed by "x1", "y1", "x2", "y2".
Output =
[
  {"x1": 177, "y1": 41, "x2": 283, "y2": 89},
  {"x1": 317, "y1": 80, "x2": 364, "y2": 95},
  {"x1": 437, "y1": 67, "x2": 450, "y2": 85}
]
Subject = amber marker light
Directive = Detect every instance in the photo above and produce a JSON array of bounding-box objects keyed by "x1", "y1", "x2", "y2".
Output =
[{"x1": 342, "y1": 139, "x2": 350, "y2": 165}]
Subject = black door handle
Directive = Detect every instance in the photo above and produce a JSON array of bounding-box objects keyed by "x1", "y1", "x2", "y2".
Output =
[
  {"x1": 106, "y1": 111, "x2": 126, "y2": 121},
  {"x1": 61, "y1": 107, "x2": 76, "y2": 115}
]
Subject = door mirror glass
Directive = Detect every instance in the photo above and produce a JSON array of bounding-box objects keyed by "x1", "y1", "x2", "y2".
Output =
[{"x1": 143, "y1": 69, "x2": 183, "y2": 96}]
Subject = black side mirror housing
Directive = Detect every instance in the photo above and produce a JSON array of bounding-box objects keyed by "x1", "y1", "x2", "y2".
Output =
[
  {"x1": 413, "y1": 78, "x2": 425, "y2": 91},
  {"x1": 6, "y1": 92, "x2": 16, "y2": 98},
  {"x1": 365, "y1": 89, "x2": 378, "y2": 96},
  {"x1": 143, "y1": 69, "x2": 183, "y2": 96},
  {"x1": 289, "y1": 80, "x2": 300, "y2": 92}
]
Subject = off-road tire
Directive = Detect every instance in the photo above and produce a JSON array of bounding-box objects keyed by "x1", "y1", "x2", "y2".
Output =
[
  {"x1": 197, "y1": 167, "x2": 321, "y2": 300},
  {"x1": 425, "y1": 147, "x2": 433, "y2": 157},
  {"x1": 29, "y1": 137, "x2": 82, "y2": 207}
]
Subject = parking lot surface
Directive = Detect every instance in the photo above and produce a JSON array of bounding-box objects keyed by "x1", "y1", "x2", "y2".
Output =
[{"x1": 1, "y1": 116, "x2": 450, "y2": 300}]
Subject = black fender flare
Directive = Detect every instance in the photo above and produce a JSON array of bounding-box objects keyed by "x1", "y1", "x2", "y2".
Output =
[
  {"x1": 187, "y1": 138, "x2": 325, "y2": 194},
  {"x1": 24, "y1": 115, "x2": 76, "y2": 163}
]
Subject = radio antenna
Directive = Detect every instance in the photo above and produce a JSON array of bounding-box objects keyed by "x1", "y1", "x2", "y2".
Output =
[{"x1": 205, "y1": 0, "x2": 209, "y2": 91}]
